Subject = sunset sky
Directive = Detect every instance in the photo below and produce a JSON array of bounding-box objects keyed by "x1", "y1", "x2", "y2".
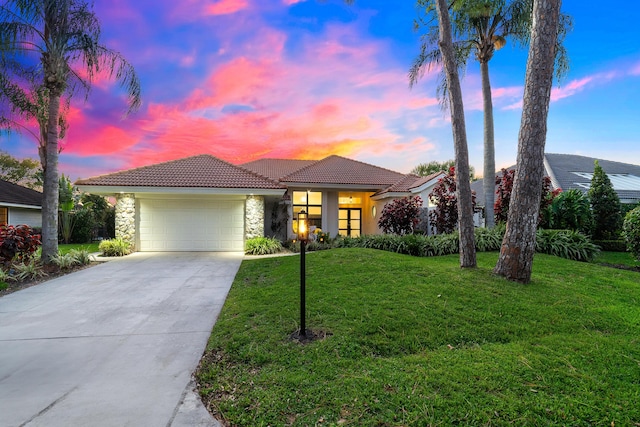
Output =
[{"x1": 2, "y1": 0, "x2": 640, "y2": 181}]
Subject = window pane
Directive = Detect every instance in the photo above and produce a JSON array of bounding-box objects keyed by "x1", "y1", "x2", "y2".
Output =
[
  {"x1": 339, "y1": 219, "x2": 348, "y2": 229},
  {"x1": 308, "y1": 191, "x2": 322, "y2": 205},
  {"x1": 339, "y1": 210, "x2": 348, "y2": 219},
  {"x1": 308, "y1": 206, "x2": 322, "y2": 216},
  {"x1": 351, "y1": 210, "x2": 360, "y2": 219},
  {"x1": 0, "y1": 207, "x2": 6, "y2": 224},
  {"x1": 293, "y1": 191, "x2": 307, "y2": 205},
  {"x1": 351, "y1": 230, "x2": 360, "y2": 237}
]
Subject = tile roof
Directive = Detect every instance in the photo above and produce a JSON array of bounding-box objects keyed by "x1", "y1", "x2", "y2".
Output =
[
  {"x1": 0, "y1": 180, "x2": 42, "y2": 207},
  {"x1": 408, "y1": 172, "x2": 445, "y2": 190},
  {"x1": 279, "y1": 155, "x2": 405, "y2": 187},
  {"x1": 75, "y1": 155, "x2": 284, "y2": 189},
  {"x1": 241, "y1": 158, "x2": 317, "y2": 181}
]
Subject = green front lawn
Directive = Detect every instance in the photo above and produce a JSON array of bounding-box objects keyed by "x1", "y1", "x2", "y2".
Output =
[
  {"x1": 593, "y1": 251, "x2": 640, "y2": 269},
  {"x1": 197, "y1": 249, "x2": 640, "y2": 426},
  {"x1": 58, "y1": 242, "x2": 100, "y2": 255}
]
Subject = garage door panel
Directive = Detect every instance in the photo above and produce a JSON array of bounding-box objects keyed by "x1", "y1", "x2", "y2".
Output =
[{"x1": 139, "y1": 199, "x2": 244, "y2": 252}]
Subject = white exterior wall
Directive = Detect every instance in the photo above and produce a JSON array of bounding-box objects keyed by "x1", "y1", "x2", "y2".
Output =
[{"x1": 324, "y1": 191, "x2": 339, "y2": 237}]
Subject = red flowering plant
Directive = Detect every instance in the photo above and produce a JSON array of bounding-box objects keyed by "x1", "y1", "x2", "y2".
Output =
[
  {"x1": 378, "y1": 196, "x2": 423, "y2": 235},
  {"x1": 494, "y1": 168, "x2": 560, "y2": 226},
  {"x1": 0, "y1": 224, "x2": 42, "y2": 264},
  {"x1": 428, "y1": 167, "x2": 476, "y2": 234}
]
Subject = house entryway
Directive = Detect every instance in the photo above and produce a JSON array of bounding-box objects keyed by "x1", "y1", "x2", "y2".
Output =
[{"x1": 339, "y1": 208, "x2": 361, "y2": 237}]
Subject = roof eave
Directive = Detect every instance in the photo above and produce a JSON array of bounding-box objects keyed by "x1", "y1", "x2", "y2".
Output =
[
  {"x1": 76, "y1": 185, "x2": 287, "y2": 196},
  {"x1": 371, "y1": 191, "x2": 411, "y2": 201},
  {"x1": 282, "y1": 182, "x2": 391, "y2": 190},
  {"x1": 409, "y1": 175, "x2": 446, "y2": 193},
  {"x1": 0, "y1": 202, "x2": 42, "y2": 209}
]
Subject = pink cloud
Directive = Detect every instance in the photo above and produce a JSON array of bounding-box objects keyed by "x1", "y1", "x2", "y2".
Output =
[
  {"x1": 550, "y1": 76, "x2": 594, "y2": 102},
  {"x1": 205, "y1": 0, "x2": 249, "y2": 16},
  {"x1": 630, "y1": 62, "x2": 640, "y2": 76},
  {"x1": 61, "y1": 18, "x2": 447, "y2": 173},
  {"x1": 283, "y1": 0, "x2": 306, "y2": 5}
]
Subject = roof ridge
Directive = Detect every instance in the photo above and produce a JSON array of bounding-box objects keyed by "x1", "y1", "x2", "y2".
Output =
[
  {"x1": 232, "y1": 162, "x2": 285, "y2": 188},
  {"x1": 278, "y1": 158, "x2": 322, "y2": 180},
  {"x1": 323, "y1": 154, "x2": 406, "y2": 176}
]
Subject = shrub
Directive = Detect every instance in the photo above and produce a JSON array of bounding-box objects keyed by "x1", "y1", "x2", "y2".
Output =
[
  {"x1": 69, "y1": 248, "x2": 93, "y2": 265},
  {"x1": 52, "y1": 252, "x2": 80, "y2": 269},
  {"x1": 13, "y1": 258, "x2": 47, "y2": 281},
  {"x1": 104, "y1": 208, "x2": 116, "y2": 238},
  {"x1": 70, "y1": 208, "x2": 95, "y2": 243},
  {"x1": 593, "y1": 240, "x2": 627, "y2": 252},
  {"x1": 548, "y1": 189, "x2": 593, "y2": 234},
  {"x1": 494, "y1": 168, "x2": 559, "y2": 225},
  {"x1": 429, "y1": 167, "x2": 475, "y2": 234},
  {"x1": 99, "y1": 238, "x2": 131, "y2": 257},
  {"x1": 535, "y1": 229, "x2": 600, "y2": 262},
  {"x1": 245, "y1": 237, "x2": 283, "y2": 255},
  {"x1": 589, "y1": 160, "x2": 623, "y2": 240},
  {"x1": 622, "y1": 207, "x2": 640, "y2": 260},
  {"x1": 378, "y1": 196, "x2": 423, "y2": 235},
  {"x1": 332, "y1": 227, "x2": 597, "y2": 262},
  {"x1": 474, "y1": 225, "x2": 504, "y2": 252},
  {"x1": 0, "y1": 224, "x2": 42, "y2": 264},
  {"x1": 0, "y1": 268, "x2": 15, "y2": 283}
]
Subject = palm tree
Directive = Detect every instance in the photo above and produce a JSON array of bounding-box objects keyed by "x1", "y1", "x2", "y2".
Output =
[
  {"x1": 0, "y1": 0, "x2": 141, "y2": 263},
  {"x1": 432, "y1": 0, "x2": 476, "y2": 268},
  {"x1": 493, "y1": 0, "x2": 561, "y2": 283},
  {"x1": 410, "y1": 0, "x2": 570, "y2": 229}
]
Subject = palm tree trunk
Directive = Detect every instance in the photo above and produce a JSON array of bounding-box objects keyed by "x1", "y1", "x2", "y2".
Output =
[
  {"x1": 434, "y1": 0, "x2": 476, "y2": 268},
  {"x1": 41, "y1": 91, "x2": 60, "y2": 264},
  {"x1": 481, "y1": 60, "x2": 496, "y2": 228},
  {"x1": 494, "y1": 0, "x2": 561, "y2": 283}
]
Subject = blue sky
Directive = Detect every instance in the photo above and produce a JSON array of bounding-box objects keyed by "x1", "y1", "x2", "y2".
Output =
[{"x1": 2, "y1": 0, "x2": 639, "y2": 181}]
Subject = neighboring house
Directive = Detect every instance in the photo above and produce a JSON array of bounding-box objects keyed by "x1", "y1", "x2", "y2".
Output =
[
  {"x1": 0, "y1": 179, "x2": 43, "y2": 227},
  {"x1": 472, "y1": 153, "x2": 640, "y2": 211},
  {"x1": 75, "y1": 154, "x2": 445, "y2": 252}
]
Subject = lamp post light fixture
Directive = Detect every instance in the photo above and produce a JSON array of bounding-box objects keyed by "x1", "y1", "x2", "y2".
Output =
[{"x1": 296, "y1": 209, "x2": 309, "y2": 338}]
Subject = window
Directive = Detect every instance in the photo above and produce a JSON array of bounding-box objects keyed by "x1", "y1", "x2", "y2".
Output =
[
  {"x1": 293, "y1": 191, "x2": 322, "y2": 229},
  {"x1": 0, "y1": 207, "x2": 7, "y2": 225}
]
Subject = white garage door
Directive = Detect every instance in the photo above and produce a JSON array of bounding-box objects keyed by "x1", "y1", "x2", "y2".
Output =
[{"x1": 139, "y1": 198, "x2": 245, "y2": 251}]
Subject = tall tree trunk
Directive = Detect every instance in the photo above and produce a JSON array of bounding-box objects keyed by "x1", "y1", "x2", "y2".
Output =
[
  {"x1": 41, "y1": 91, "x2": 60, "y2": 264},
  {"x1": 494, "y1": 0, "x2": 561, "y2": 283},
  {"x1": 434, "y1": 0, "x2": 476, "y2": 268},
  {"x1": 481, "y1": 60, "x2": 496, "y2": 228}
]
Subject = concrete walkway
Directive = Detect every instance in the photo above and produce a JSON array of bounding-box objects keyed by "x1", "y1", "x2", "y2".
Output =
[{"x1": 0, "y1": 252, "x2": 243, "y2": 427}]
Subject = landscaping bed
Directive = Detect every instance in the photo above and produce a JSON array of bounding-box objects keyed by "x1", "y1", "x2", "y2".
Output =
[{"x1": 0, "y1": 261, "x2": 98, "y2": 297}]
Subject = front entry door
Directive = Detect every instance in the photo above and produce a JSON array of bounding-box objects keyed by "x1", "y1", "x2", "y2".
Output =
[{"x1": 339, "y1": 208, "x2": 361, "y2": 237}]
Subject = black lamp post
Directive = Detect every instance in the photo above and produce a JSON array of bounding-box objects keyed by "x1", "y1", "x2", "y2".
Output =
[{"x1": 296, "y1": 209, "x2": 309, "y2": 338}]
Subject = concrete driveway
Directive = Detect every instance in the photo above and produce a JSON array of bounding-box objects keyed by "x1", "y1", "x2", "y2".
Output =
[{"x1": 0, "y1": 252, "x2": 243, "y2": 427}]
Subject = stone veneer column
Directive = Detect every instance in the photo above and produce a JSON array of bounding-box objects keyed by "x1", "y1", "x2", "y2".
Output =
[
  {"x1": 115, "y1": 193, "x2": 136, "y2": 249},
  {"x1": 245, "y1": 195, "x2": 264, "y2": 239}
]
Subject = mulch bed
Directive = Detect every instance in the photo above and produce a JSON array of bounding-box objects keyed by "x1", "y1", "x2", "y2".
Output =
[
  {"x1": 597, "y1": 262, "x2": 640, "y2": 273},
  {"x1": 0, "y1": 262, "x2": 99, "y2": 298}
]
